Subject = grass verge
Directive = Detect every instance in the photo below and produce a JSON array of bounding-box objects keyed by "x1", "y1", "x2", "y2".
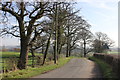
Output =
[
  {"x1": 89, "y1": 56, "x2": 117, "y2": 79},
  {"x1": 2, "y1": 57, "x2": 73, "y2": 79}
]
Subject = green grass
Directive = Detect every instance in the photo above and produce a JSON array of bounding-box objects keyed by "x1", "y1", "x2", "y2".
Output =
[
  {"x1": 0, "y1": 52, "x2": 20, "y2": 58},
  {"x1": 2, "y1": 57, "x2": 73, "y2": 79},
  {"x1": 108, "y1": 51, "x2": 119, "y2": 54},
  {"x1": 0, "y1": 52, "x2": 43, "y2": 71},
  {"x1": 89, "y1": 56, "x2": 117, "y2": 78},
  {"x1": 0, "y1": 52, "x2": 43, "y2": 58}
]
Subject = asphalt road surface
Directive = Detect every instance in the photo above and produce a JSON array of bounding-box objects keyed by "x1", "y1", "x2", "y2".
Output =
[{"x1": 32, "y1": 58, "x2": 102, "y2": 78}]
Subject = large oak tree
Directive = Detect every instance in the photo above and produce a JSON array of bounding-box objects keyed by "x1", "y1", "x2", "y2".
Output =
[{"x1": 0, "y1": 2, "x2": 52, "y2": 69}]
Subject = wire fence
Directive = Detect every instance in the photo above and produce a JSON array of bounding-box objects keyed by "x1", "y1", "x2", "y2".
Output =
[{"x1": 0, "y1": 54, "x2": 56, "y2": 73}]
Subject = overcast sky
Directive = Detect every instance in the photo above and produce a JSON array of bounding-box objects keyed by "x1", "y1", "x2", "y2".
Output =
[{"x1": 0, "y1": 0, "x2": 119, "y2": 47}]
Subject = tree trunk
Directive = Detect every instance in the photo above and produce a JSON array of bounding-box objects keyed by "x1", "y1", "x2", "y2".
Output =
[
  {"x1": 31, "y1": 49, "x2": 35, "y2": 57},
  {"x1": 42, "y1": 34, "x2": 51, "y2": 65},
  {"x1": 66, "y1": 43, "x2": 69, "y2": 57},
  {"x1": 53, "y1": 43, "x2": 58, "y2": 61},
  {"x1": 31, "y1": 49, "x2": 35, "y2": 67},
  {"x1": 54, "y1": 38, "x2": 57, "y2": 64},
  {"x1": 83, "y1": 39, "x2": 86, "y2": 57},
  {"x1": 42, "y1": 44, "x2": 44, "y2": 54},
  {"x1": 66, "y1": 36, "x2": 70, "y2": 57},
  {"x1": 68, "y1": 49, "x2": 71, "y2": 57},
  {"x1": 53, "y1": 2, "x2": 58, "y2": 64},
  {"x1": 58, "y1": 45, "x2": 62, "y2": 54},
  {"x1": 66, "y1": 24, "x2": 70, "y2": 57},
  {"x1": 17, "y1": 38, "x2": 29, "y2": 69},
  {"x1": 17, "y1": 4, "x2": 28, "y2": 69}
]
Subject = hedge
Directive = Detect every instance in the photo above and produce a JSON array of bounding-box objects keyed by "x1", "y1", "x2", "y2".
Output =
[{"x1": 93, "y1": 53, "x2": 119, "y2": 78}]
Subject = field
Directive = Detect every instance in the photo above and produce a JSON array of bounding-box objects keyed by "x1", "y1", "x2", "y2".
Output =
[
  {"x1": 0, "y1": 52, "x2": 73, "y2": 78},
  {"x1": 108, "y1": 51, "x2": 119, "y2": 54},
  {"x1": 0, "y1": 52, "x2": 43, "y2": 71},
  {"x1": 1, "y1": 51, "x2": 43, "y2": 58}
]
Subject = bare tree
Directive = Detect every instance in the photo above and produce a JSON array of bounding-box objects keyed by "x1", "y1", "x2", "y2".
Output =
[
  {"x1": 0, "y1": 2, "x2": 52, "y2": 69},
  {"x1": 92, "y1": 32, "x2": 114, "y2": 53},
  {"x1": 47, "y1": 2, "x2": 78, "y2": 61},
  {"x1": 78, "y1": 22, "x2": 93, "y2": 57},
  {"x1": 64, "y1": 15, "x2": 87, "y2": 57}
]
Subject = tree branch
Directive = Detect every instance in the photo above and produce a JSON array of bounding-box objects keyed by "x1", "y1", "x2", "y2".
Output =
[
  {"x1": 1, "y1": 6, "x2": 19, "y2": 19},
  {"x1": 1, "y1": 30, "x2": 20, "y2": 37}
]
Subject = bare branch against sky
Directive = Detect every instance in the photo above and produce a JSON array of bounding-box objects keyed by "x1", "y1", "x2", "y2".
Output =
[{"x1": 0, "y1": 0, "x2": 118, "y2": 47}]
